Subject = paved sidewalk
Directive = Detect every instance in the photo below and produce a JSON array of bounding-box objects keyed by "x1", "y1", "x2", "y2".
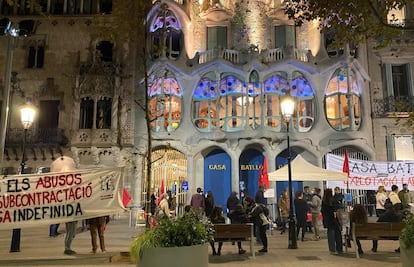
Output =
[{"x1": 0, "y1": 212, "x2": 402, "y2": 267}]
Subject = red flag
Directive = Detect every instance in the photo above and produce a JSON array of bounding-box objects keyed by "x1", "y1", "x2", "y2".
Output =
[
  {"x1": 342, "y1": 151, "x2": 350, "y2": 177},
  {"x1": 122, "y1": 187, "x2": 132, "y2": 208},
  {"x1": 259, "y1": 157, "x2": 270, "y2": 189},
  {"x1": 158, "y1": 179, "x2": 165, "y2": 205},
  {"x1": 160, "y1": 179, "x2": 165, "y2": 195}
]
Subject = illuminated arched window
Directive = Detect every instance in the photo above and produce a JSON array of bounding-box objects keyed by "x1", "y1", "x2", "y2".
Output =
[
  {"x1": 192, "y1": 72, "x2": 218, "y2": 132},
  {"x1": 149, "y1": 73, "x2": 183, "y2": 132},
  {"x1": 325, "y1": 68, "x2": 361, "y2": 131},
  {"x1": 247, "y1": 70, "x2": 262, "y2": 129},
  {"x1": 219, "y1": 75, "x2": 247, "y2": 132},
  {"x1": 263, "y1": 73, "x2": 289, "y2": 131},
  {"x1": 291, "y1": 71, "x2": 315, "y2": 132},
  {"x1": 150, "y1": 8, "x2": 182, "y2": 60}
]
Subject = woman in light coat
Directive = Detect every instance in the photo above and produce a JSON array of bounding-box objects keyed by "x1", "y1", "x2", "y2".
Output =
[
  {"x1": 375, "y1": 185, "x2": 387, "y2": 217},
  {"x1": 158, "y1": 193, "x2": 171, "y2": 217}
]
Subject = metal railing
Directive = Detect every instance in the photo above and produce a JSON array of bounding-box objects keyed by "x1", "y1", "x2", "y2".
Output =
[
  {"x1": 5, "y1": 128, "x2": 68, "y2": 146},
  {"x1": 197, "y1": 47, "x2": 311, "y2": 65},
  {"x1": 372, "y1": 96, "x2": 414, "y2": 117}
]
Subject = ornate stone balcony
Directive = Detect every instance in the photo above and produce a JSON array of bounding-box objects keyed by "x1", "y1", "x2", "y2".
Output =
[
  {"x1": 196, "y1": 47, "x2": 311, "y2": 65},
  {"x1": 5, "y1": 128, "x2": 68, "y2": 146}
]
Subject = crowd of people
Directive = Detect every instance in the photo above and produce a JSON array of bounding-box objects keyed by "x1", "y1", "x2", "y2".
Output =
[{"x1": 146, "y1": 182, "x2": 412, "y2": 257}]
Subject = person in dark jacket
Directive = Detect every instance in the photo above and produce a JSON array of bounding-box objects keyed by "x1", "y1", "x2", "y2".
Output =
[
  {"x1": 349, "y1": 204, "x2": 368, "y2": 255},
  {"x1": 372, "y1": 203, "x2": 404, "y2": 252},
  {"x1": 229, "y1": 203, "x2": 247, "y2": 254},
  {"x1": 245, "y1": 197, "x2": 268, "y2": 253},
  {"x1": 321, "y1": 188, "x2": 343, "y2": 255},
  {"x1": 294, "y1": 191, "x2": 309, "y2": 241},
  {"x1": 255, "y1": 184, "x2": 266, "y2": 204},
  {"x1": 226, "y1": 191, "x2": 240, "y2": 215},
  {"x1": 205, "y1": 190, "x2": 215, "y2": 217},
  {"x1": 150, "y1": 194, "x2": 157, "y2": 215},
  {"x1": 209, "y1": 206, "x2": 225, "y2": 255}
]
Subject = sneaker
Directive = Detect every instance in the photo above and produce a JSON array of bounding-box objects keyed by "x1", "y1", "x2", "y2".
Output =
[
  {"x1": 91, "y1": 250, "x2": 96, "y2": 254},
  {"x1": 258, "y1": 248, "x2": 268, "y2": 253},
  {"x1": 371, "y1": 248, "x2": 377, "y2": 252},
  {"x1": 238, "y1": 249, "x2": 246, "y2": 255},
  {"x1": 64, "y1": 249, "x2": 76, "y2": 255},
  {"x1": 395, "y1": 248, "x2": 400, "y2": 253}
]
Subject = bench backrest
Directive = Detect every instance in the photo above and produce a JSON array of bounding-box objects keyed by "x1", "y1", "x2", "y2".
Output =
[
  {"x1": 353, "y1": 222, "x2": 405, "y2": 239},
  {"x1": 213, "y1": 223, "x2": 253, "y2": 240}
]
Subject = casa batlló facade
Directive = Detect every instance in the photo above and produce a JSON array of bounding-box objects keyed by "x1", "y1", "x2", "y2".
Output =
[{"x1": 1, "y1": 0, "x2": 414, "y2": 212}]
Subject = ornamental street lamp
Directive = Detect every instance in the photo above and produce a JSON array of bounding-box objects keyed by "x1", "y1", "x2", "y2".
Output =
[
  {"x1": 280, "y1": 94, "x2": 298, "y2": 249},
  {"x1": 19, "y1": 103, "x2": 36, "y2": 173},
  {"x1": 0, "y1": 18, "x2": 36, "y2": 164},
  {"x1": 10, "y1": 102, "x2": 37, "y2": 253}
]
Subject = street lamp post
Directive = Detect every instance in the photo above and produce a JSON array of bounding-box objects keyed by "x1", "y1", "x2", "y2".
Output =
[
  {"x1": 280, "y1": 94, "x2": 298, "y2": 249},
  {"x1": 10, "y1": 103, "x2": 36, "y2": 253}
]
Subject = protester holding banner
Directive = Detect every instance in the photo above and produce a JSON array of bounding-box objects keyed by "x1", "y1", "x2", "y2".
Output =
[
  {"x1": 64, "y1": 221, "x2": 78, "y2": 255},
  {"x1": 86, "y1": 216, "x2": 109, "y2": 253}
]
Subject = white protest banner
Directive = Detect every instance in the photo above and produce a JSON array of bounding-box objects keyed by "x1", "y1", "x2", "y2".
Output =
[
  {"x1": 326, "y1": 153, "x2": 414, "y2": 191},
  {"x1": 0, "y1": 167, "x2": 125, "y2": 230}
]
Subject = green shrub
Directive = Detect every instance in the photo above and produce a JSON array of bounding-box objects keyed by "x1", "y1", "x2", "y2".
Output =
[
  {"x1": 401, "y1": 213, "x2": 414, "y2": 249},
  {"x1": 130, "y1": 210, "x2": 213, "y2": 262}
]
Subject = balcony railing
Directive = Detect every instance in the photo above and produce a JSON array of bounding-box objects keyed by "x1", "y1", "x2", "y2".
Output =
[
  {"x1": 372, "y1": 96, "x2": 414, "y2": 117},
  {"x1": 5, "y1": 128, "x2": 68, "y2": 146},
  {"x1": 197, "y1": 47, "x2": 311, "y2": 65}
]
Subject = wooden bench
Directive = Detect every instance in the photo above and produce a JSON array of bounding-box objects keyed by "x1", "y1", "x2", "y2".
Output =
[
  {"x1": 212, "y1": 223, "x2": 255, "y2": 258},
  {"x1": 352, "y1": 222, "x2": 404, "y2": 258}
]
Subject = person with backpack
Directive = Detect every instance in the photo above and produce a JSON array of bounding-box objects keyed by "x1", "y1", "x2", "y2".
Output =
[{"x1": 245, "y1": 197, "x2": 268, "y2": 253}]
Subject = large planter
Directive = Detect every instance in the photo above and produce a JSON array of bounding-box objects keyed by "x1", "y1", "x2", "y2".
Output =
[
  {"x1": 137, "y1": 244, "x2": 208, "y2": 267},
  {"x1": 400, "y1": 240, "x2": 414, "y2": 267}
]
